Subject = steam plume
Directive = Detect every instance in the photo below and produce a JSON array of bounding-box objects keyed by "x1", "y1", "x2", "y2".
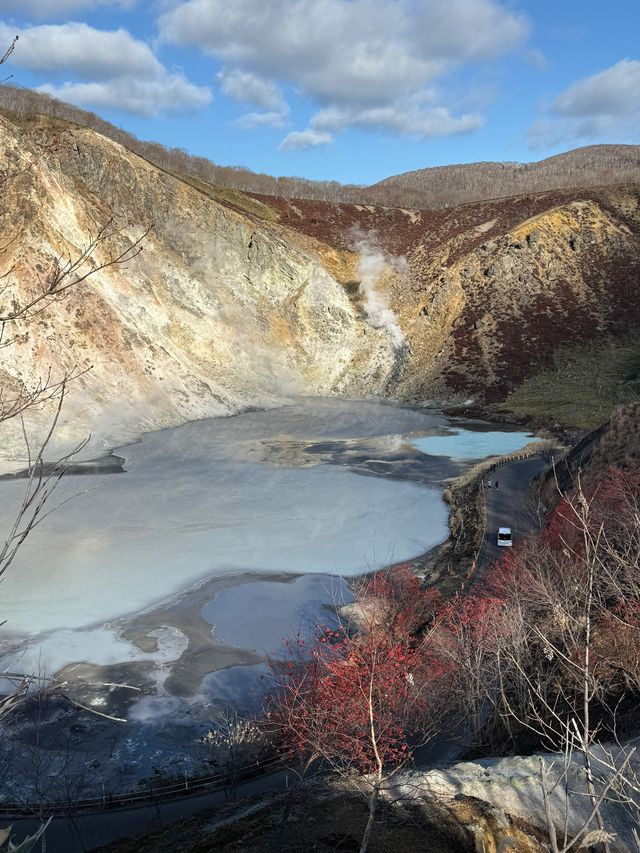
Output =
[{"x1": 352, "y1": 233, "x2": 407, "y2": 350}]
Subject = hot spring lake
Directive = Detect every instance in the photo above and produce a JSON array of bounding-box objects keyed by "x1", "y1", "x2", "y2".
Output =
[{"x1": 0, "y1": 398, "x2": 541, "y2": 716}]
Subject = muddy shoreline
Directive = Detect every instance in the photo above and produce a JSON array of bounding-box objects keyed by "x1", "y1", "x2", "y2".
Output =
[{"x1": 121, "y1": 571, "x2": 299, "y2": 696}]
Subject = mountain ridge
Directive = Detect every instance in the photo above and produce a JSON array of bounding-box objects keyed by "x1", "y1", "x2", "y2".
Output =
[
  {"x1": 369, "y1": 143, "x2": 640, "y2": 208},
  {"x1": 0, "y1": 84, "x2": 638, "y2": 210}
]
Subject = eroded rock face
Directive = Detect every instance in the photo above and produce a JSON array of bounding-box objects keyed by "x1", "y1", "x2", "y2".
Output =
[
  {"x1": 0, "y1": 114, "x2": 639, "y2": 457},
  {"x1": 0, "y1": 116, "x2": 400, "y2": 459},
  {"x1": 260, "y1": 184, "x2": 640, "y2": 405},
  {"x1": 395, "y1": 743, "x2": 640, "y2": 852},
  {"x1": 395, "y1": 197, "x2": 640, "y2": 402}
]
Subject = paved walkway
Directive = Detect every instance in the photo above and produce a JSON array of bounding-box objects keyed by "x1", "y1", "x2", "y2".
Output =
[{"x1": 3, "y1": 769, "x2": 290, "y2": 852}]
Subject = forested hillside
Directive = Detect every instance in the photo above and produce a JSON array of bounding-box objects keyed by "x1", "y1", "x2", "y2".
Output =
[{"x1": 369, "y1": 145, "x2": 640, "y2": 208}]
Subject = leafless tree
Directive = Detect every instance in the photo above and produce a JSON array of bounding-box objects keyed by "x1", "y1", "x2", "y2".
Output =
[
  {"x1": 486, "y1": 473, "x2": 639, "y2": 849},
  {"x1": 200, "y1": 706, "x2": 270, "y2": 801},
  {"x1": 0, "y1": 45, "x2": 146, "y2": 631},
  {"x1": 0, "y1": 42, "x2": 147, "y2": 850}
]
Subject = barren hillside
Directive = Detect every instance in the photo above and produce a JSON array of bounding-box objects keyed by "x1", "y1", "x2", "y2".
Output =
[{"x1": 257, "y1": 185, "x2": 640, "y2": 402}]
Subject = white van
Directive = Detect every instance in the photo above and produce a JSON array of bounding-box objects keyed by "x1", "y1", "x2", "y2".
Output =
[{"x1": 497, "y1": 527, "x2": 513, "y2": 547}]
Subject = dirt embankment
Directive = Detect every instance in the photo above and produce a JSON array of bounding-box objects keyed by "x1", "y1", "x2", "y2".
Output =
[
  {"x1": 424, "y1": 475, "x2": 485, "y2": 595},
  {"x1": 536, "y1": 402, "x2": 640, "y2": 510},
  {"x1": 97, "y1": 776, "x2": 541, "y2": 853}
]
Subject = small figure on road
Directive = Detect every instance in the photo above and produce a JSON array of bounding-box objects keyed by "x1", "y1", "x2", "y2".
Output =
[
  {"x1": 487, "y1": 480, "x2": 492, "y2": 488},
  {"x1": 495, "y1": 480, "x2": 499, "y2": 490}
]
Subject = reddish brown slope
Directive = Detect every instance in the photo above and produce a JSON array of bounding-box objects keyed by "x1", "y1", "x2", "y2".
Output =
[{"x1": 250, "y1": 186, "x2": 640, "y2": 404}]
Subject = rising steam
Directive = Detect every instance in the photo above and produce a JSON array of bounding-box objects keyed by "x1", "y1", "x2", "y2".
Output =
[{"x1": 352, "y1": 232, "x2": 407, "y2": 350}]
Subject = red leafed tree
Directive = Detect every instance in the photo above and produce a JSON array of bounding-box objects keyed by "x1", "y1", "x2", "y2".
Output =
[
  {"x1": 351, "y1": 563, "x2": 443, "y2": 638},
  {"x1": 267, "y1": 567, "x2": 446, "y2": 853}
]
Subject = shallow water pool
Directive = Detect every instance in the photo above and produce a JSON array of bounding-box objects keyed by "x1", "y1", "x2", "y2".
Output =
[{"x1": 411, "y1": 427, "x2": 540, "y2": 461}]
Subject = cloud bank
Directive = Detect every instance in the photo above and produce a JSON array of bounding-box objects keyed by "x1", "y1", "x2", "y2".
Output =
[
  {"x1": 159, "y1": 0, "x2": 529, "y2": 147},
  {"x1": 0, "y1": 21, "x2": 211, "y2": 116},
  {"x1": 528, "y1": 59, "x2": 640, "y2": 148}
]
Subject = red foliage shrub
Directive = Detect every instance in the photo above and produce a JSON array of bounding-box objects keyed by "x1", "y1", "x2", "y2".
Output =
[
  {"x1": 268, "y1": 627, "x2": 432, "y2": 774},
  {"x1": 267, "y1": 567, "x2": 449, "y2": 777},
  {"x1": 269, "y1": 465, "x2": 640, "y2": 767},
  {"x1": 355, "y1": 565, "x2": 442, "y2": 638}
]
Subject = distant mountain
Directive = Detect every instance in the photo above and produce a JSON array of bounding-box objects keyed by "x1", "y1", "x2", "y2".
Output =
[{"x1": 368, "y1": 146, "x2": 640, "y2": 209}]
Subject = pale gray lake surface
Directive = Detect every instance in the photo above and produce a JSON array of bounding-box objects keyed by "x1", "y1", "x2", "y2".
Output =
[
  {"x1": 202, "y1": 574, "x2": 354, "y2": 658},
  {"x1": 0, "y1": 400, "x2": 444, "y2": 636},
  {"x1": 0, "y1": 398, "x2": 540, "y2": 680}
]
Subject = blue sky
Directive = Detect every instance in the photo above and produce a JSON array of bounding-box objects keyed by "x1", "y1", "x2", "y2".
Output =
[{"x1": 0, "y1": 0, "x2": 638, "y2": 184}]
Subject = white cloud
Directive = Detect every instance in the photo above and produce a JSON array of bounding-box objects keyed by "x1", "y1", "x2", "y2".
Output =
[
  {"x1": 553, "y1": 59, "x2": 640, "y2": 118},
  {"x1": 311, "y1": 101, "x2": 483, "y2": 138},
  {"x1": 217, "y1": 68, "x2": 285, "y2": 112},
  {"x1": 0, "y1": 22, "x2": 160, "y2": 79},
  {"x1": 410, "y1": 0, "x2": 529, "y2": 63},
  {"x1": 38, "y1": 76, "x2": 212, "y2": 117},
  {"x1": 159, "y1": 0, "x2": 528, "y2": 147},
  {"x1": 160, "y1": 0, "x2": 439, "y2": 105},
  {"x1": 236, "y1": 110, "x2": 289, "y2": 129},
  {"x1": 279, "y1": 129, "x2": 332, "y2": 151},
  {"x1": 0, "y1": 21, "x2": 211, "y2": 117},
  {"x1": 528, "y1": 59, "x2": 640, "y2": 148},
  {"x1": 0, "y1": 0, "x2": 136, "y2": 17},
  {"x1": 218, "y1": 68, "x2": 289, "y2": 130}
]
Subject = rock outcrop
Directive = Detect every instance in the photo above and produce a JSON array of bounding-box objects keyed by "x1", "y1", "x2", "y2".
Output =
[
  {"x1": 255, "y1": 186, "x2": 640, "y2": 403},
  {"x1": 0, "y1": 115, "x2": 400, "y2": 459},
  {"x1": 395, "y1": 742, "x2": 640, "y2": 852}
]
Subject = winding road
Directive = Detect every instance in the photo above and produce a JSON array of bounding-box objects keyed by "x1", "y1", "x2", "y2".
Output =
[{"x1": 477, "y1": 455, "x2": 548, "y2": 572}]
